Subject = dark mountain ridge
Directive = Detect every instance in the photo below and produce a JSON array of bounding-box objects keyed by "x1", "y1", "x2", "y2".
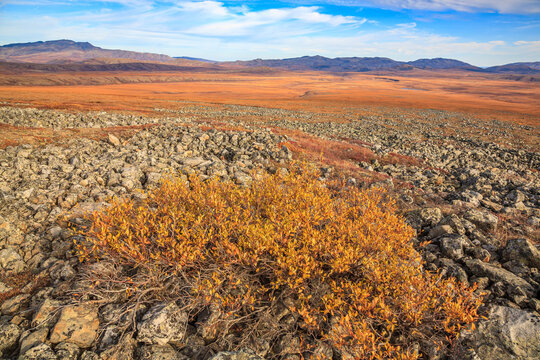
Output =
[{"x1": 1, "y1": 40, "x2": 538, "y2": 74}]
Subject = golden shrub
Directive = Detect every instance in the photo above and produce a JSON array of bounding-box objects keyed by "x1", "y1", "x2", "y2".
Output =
[{"x1": 76, "y1": 164, "x2": 482, "y2": 359}]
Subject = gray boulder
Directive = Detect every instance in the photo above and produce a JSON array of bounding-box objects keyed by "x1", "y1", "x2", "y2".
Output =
[
  {"x1": 460, "y1": 305, "x2": 540, "y2": 359},
  {"x1": 137, "y1": 302, "x2": 189, "y2": 346},
  {"x1": 464, "y1": 209, "x2": 498, "y2": 231},
  {"x1": 502, "y1": 238, "x2": 540, "y2": 269},
  {"x1": 464, "y1": 259, "x2": 534, "y2": 295}
]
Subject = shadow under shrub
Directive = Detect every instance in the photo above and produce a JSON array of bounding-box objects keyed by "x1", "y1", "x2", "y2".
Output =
[{"x1": 76, "y1": 164, "x2": 482, "y2": 359}]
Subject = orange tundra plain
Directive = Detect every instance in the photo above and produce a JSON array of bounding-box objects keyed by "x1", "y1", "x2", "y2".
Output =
[{"x1": 0, "y1": 69, "x2": 538, "y2": 125}]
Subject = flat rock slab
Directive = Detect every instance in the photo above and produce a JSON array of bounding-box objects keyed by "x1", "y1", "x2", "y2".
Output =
[
  {"x1": 460, "y1": 305, "x2": 540, "y2": 359},
  {"x1": 137, "y1": 302, "x2": 188, "y2": 346},
  {"x1": 464, "y1": 259, "x2": 534, "y2": 294},
  {"x1": 49, "y1": 304, "x2": 99, "y2": 348}
]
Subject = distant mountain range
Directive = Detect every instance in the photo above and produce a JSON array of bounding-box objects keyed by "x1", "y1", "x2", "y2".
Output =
[
  {"x1": 227, "y1": 56, "x2": 540, "y2": 74},
  {"x1": 0, "y1": 40, "x2": 538, "y2": 74},
  {"x1": 225, "y1": 55, "x2": 479, "y2": 72}
]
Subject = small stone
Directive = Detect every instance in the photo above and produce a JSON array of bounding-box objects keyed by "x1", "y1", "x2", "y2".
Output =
[
  {"x1": 419, "y1": 207, "x2": 443, "y2": 227},
  {"x1": 80, "y1": 351, "x2": 100, "y2": 360},
  {"x1": 108, "y1": 134, "x2": 121, "y2": 146},
  {"x1": 429, "y1": 225, "x2": 454, "y2": 239},
  {"x1": 481, "y1": 199, "x2": 503, "y2": 213},
  {"x1": 49, "y1": 226, "x2": 63, "y2": 238},
  {"x1": 182, "y1": 157, "x2": 205, "y2": 167},
  {"x1": 439, "y1": 214, "x2": 466, "y2": 235},
  {"x1": 440, "y1": 236, "x2": 467, "y2": 260},
  {"x1": 19, "y1": 327, "x2": 49, "y2": 354}
]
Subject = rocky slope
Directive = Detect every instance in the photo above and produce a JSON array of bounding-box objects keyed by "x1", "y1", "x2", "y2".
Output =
[{"x1": 0, "y1": 106, "x2": 538, "y2": 360}]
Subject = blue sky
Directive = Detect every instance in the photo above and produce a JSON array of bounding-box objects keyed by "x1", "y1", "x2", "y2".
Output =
[{"x1": 0, "y1": 1, "x2": 539, "y2": 66}]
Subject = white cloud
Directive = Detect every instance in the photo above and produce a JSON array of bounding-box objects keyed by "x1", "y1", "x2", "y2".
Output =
[
  {"x1": 514, "y1": 40, "x2": 540, "y2": 46},
  {"x1": 347, "y1": 0, "x2": 540, "y2": 14},
  {"x1": 179, "y1": 1, "x2": 230, "y2": 17},
  {"x1": 186, "y1": 6, "x2": 362, "y2": 37}
]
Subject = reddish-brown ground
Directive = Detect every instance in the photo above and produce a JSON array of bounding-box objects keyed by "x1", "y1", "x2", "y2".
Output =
[
  {"x1": 0, "y1": 70, "x2": 538, "y2": 124},
  {"x1": 0, "y1": 69, "x2": 538, "y2": 151}
]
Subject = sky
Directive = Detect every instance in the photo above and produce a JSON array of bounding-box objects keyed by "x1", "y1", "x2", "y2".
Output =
[{"x1": 0, "y1": 1, "x2": 539, "y2": 66}]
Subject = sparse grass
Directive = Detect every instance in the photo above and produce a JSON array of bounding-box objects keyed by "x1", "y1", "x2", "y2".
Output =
[
  {"x1": 76, "y1": 164, "x2": 482, "y2": 359},
  {"x1": 381, "y1": 152, "x2": 423, "y2": 167}
]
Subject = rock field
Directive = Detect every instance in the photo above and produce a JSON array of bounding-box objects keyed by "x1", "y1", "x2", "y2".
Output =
[{"x1": 0, "y1": 105, "x2": 538, "y2": 360}]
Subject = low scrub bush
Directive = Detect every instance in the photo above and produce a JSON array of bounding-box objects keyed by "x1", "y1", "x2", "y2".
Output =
[{"x1": 76, "y1": 164, "x2": 481, "y2": 359}]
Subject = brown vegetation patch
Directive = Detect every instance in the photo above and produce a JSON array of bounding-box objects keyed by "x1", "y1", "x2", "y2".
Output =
[
  {"x1": 381, "y1": 152, "x2": 423, "y2": 167},
  {"x1": 274, "y1": 128, "x2": 385, "y2": 183},
  {"x1": 0, "y1": 123, "x2": 158, "y2": 149},
  {"x1": 0, "y1": 270, "x2": 51, "y2": 305}
]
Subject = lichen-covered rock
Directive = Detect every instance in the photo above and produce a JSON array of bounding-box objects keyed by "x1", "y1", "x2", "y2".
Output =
[
  {"x1": 138, "y1": 344, "x2": 188, "y2": 360},
  {"x1": 209, "y1": 349, "x2": 265, "y2": 360},
  {"x1": 80, "y1": 350, "x2": 100, "y2": 360},
  {"x1": 55, "y1": 342, "x2": 80, "y2": 360},
  {"x1": 0, "y1": 323, "x2": 22, "y2": 355},
  {"x1": 464, "y1": 209, "x2": 498, "y2": 231},
  {"x1": 137, "y1": 302, "x2": 189, "y2": 346},
  {"x1": 50, "y1": 304, "x2": 99, "y2": 348},
  {"x1": 502, "y1": 238, "x2": 540, "y2": 268},
  {"x1": 1, "y1": 293, "x2": 31, "y2": 315},
  {"x1": 440, "y1": 235, "x2": 471, "y2": 260},
  {"x1": 32, "y1": 298, "x2": 62, "y2": 327},
  {"x1": 419, "y1": 208, "x2": 443, "y2": 227},
  {"x1": 459, "y1": 305, "x2": 540, "y2": 359},
  {"x1": 464, "y1": 259, "x2": 534, "y2": 295},
  {"x1": 18, "y1": 343, "x2": 57, "y2": 360},
  {"x1": 19, "y1": 327, "x2": 49, "y2": 354},
  {"x1": 0, "y1": 247, "x2": 26, "y2": 274}
]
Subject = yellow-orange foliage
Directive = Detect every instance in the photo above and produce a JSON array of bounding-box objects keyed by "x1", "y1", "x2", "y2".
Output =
[{"x1": 77, "y1": 164, "x2": 481, "y2": 359}]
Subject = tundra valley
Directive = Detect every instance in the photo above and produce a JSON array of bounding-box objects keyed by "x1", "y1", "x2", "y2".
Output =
[{"x1": 0, "y1": 39, "x2": 538, "y2": 360}]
